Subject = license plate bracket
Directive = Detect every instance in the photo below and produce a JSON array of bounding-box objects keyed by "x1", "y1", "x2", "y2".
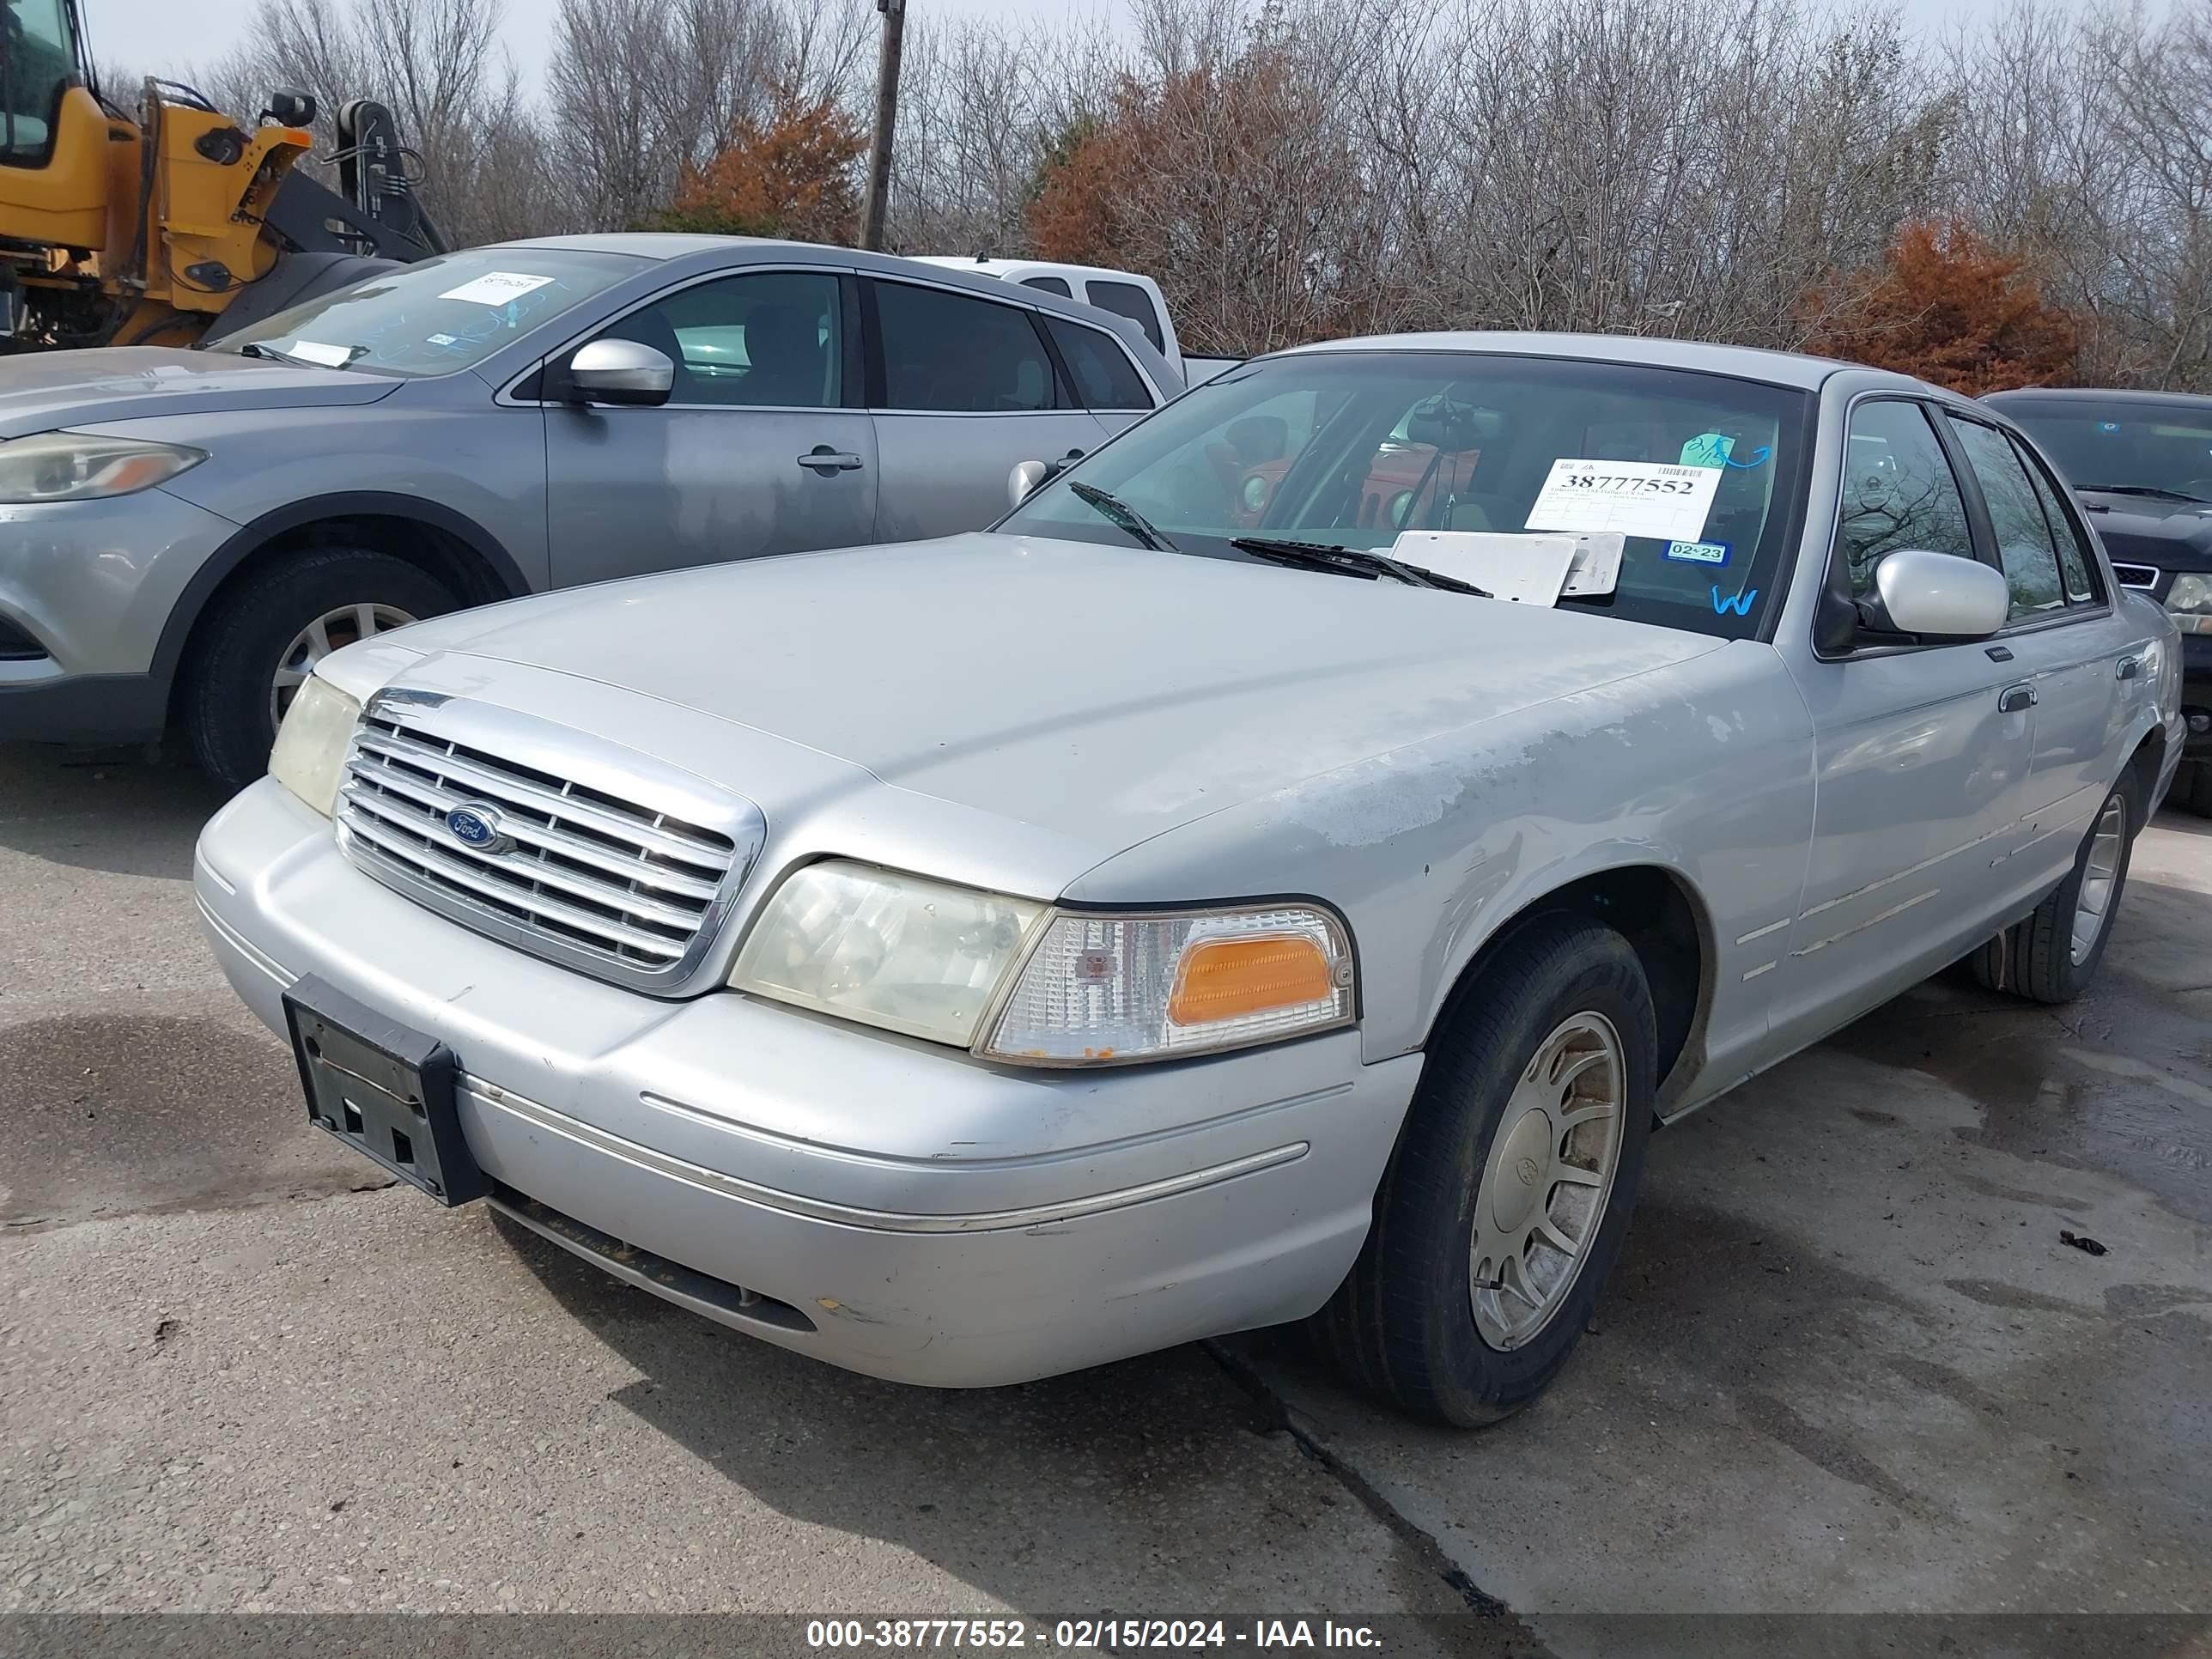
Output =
[{"x1": 283, "y1": 975, "x2": 488, "y2": 1207}]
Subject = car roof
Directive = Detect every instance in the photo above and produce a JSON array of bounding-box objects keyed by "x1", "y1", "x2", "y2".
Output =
[
  {"x1": 1272, "y1": 330, "x2": 1925, "y2": 394},
  {"x1": 1984, "y1": 386, "x2": 2212, "y2": 410}
]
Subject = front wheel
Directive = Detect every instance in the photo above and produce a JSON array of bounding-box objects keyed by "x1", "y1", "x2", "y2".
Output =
[
  {"x1": 181, "y1": 547, "x2": 458, "y2": 793},
  {"x1": 1311, "y1": 915, "x2": 1656, "y2": 1426},
  {"x1": 1968, "y1": 781, "x2": 2135, "y2": 1004}
]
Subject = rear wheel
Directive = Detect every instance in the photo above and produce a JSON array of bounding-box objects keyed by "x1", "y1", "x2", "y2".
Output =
[
  {"x1": 182, "y1": 547, "x2": 457, "y2": 793},
  {"x1": 1968, "y1": 781, "x2": 2135, "y2": 1004},
  {"x1": 1311, "y1": 915, "x2": 1656, "y2": 1426}
]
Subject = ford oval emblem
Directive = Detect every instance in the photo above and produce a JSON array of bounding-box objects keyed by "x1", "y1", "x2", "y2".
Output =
[{"x1": 443, "y1": 803, "x2": 508, "y2": 853}]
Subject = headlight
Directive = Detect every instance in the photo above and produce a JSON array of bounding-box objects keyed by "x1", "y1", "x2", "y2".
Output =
[
  {"x1": 2166, "y1": 573, "x2": 2212, "y2": 633},
  {"x1": 732, "y1": 860, "x2": 1046, "y2": 1047},
  {"x1": 0, "y1": 432, "x2": 206, "y2": 502},
  {"x1": 267, "y1": 675, "x2": 362, "y2": 816},
  {"x1": 980, "y1": 903, "x2": 1355, "y2": 1065}
]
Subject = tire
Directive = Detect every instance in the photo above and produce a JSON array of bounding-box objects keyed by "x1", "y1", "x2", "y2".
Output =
[
  {"x1": 181, "y1": 547, "x2": 459, "y2": 793},
  {"x1": 2171, "y1": 758, "x2": 2212, "y2": 819},
  {"x1": 1967, "y1": 779, "x2": 2136, "y2": 1004},
  {"x1": 1311, "y1": 914, "x2": 1657, "y2": 1427}
]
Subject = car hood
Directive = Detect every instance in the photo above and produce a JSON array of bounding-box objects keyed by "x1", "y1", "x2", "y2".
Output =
[
  {"x1": 0, "y1": 346, "x2": 400, "y2": 438},
  {"x1": 2077, "y1": 489, "x2": 2212, "y2": 573},
  {"x1": 374, "y1": 533, "x2": 1728, "y2": 852}
]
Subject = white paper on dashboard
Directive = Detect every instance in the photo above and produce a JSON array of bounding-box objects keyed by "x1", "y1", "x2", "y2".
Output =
[
  {"x1": 1525, "y1": 458, "x2": 1721, "y2": 544},
  {"x1": 437, "y1": 270, "x2": 556, "y2": 307},
  {"x1": 1391, "y1": 531, "x2": 1578, "y2": 605},
  {"x1": 1389, "y1": 530, "x2": 1624, "y2": 605},
  {"x1": 284, "y1": 340, "x2": 357, "y2": 367}
]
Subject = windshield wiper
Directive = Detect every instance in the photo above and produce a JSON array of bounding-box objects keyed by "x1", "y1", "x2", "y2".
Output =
[
  {"x1": 2075, "y1": 483, "x2": 2212, "y2": 504},
  {"x1": 1068, "y1": 482, "x2": 1182, "y2": 554},
  {"x1": 1231, "y1": 537, "x2": 1492, "y2": 597}
]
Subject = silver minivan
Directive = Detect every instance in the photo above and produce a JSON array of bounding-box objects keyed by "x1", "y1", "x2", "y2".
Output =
[{"x1": 0, "y1": 235, "x2": 1173, "y2": 786}]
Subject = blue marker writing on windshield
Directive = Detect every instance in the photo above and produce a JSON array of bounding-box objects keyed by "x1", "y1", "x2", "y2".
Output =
[{"x1": 1712, "y1": 586, "x2": 1757, "y2": 617}]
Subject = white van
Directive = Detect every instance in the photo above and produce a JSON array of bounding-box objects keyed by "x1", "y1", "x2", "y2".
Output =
[{"x1": 908, "y1": 257, "x2": 1240, "y2": 389}]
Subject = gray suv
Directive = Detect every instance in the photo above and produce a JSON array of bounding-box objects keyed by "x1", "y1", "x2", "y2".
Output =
[{"x1": 0, "y1": 235, "x2": 1172, "y2": 787}]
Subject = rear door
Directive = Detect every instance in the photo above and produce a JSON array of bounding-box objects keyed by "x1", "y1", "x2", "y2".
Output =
[
  {"x1": 544, "y1": 266, "x2": 877, "y2": 587},
  {"x1": 863, "y1": 276, "x2": 1109, "y2": 542},
  {"x1": 1943, "y1": 410, "x2": 2131, "y2": 895}
]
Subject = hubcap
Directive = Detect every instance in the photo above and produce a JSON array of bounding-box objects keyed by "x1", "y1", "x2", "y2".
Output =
[
  {"x1": 271, "y1": 604, "x2": 416, "y2": 727},
  {"x1": 1469, "y1": 1012, "x2": 1626, "y2": 1352},
  {"x1": 2069, "y1": 796, "x2": 2126, "y2": 966}
]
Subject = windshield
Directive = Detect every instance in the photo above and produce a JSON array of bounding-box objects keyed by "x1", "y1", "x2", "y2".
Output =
[
  {"x1": 1000, "y1": 350, "x2": 1809, "y2": 640},
  {"x1": 1996, "y1": 399, "x2": 2212, "y2": 504},
  {"x1": 210, "y1": 246, "x2": 646, "y2": 377},
  {"x1": 2, "y1": 0, "x2": 79, "y2": 163}
]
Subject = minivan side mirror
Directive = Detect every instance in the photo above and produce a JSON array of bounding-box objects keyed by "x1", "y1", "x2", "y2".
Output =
[
  {"x1": 1007, "y1": 459, "x2": 1051, "y2": 507},
  {"x1": 1866, "y1": 548, "x2": 2010, "y2": 641},
  {"x1": 566, "y1": 339, "x2": 674, "y2": 408}
]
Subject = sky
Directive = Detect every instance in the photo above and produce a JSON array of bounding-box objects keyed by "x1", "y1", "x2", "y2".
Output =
[{"x1": 88, "y1": 0, "x2": 2074, "y2": 106}]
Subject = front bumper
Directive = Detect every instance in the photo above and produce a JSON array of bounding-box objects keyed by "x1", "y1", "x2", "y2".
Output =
[
  {"x1": 193, "y1": 780, "x2": 1418, "y2": 1387},
  {"x1": 0, "y1": 487, "x2": 239, "y2": 741},
  {"x1": 2182, "y1": 634, "x2": 2212, "y2": 756}
]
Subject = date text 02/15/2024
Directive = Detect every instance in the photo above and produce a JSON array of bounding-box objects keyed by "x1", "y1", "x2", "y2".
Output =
[{"x1": 805, "y1": 1620, "x2": 1383, "y2": 1650}]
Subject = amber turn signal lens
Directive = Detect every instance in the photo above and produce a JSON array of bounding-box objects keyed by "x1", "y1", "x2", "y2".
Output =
[{"x1": 1168, "y1": 933, "x2": 1334, "y2": 1025}]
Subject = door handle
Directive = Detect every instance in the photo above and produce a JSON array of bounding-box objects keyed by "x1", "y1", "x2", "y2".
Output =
[
  {"x1": 797, "y1": 447, "x2": 865, "y2": 474},
  {"x1": 1998, "y1": 683, "x2": 2037, "y2": 714},
  {"x1": 2116, "y1": 655, "x2": 2143, "y2": 681}
]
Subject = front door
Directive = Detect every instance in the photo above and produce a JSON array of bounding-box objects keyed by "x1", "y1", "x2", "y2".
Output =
[
  {"x1": 1768, "y1": 398, "x2": 2039, "y2": 1054},
  {"x1": 863, "y1": 276, "x2": 1109, "y2": 544},
  {"x1": 545, "y1": 268, "x2": 877, "y2": 588}
]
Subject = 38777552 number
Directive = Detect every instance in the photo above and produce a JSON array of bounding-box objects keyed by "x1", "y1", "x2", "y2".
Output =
[{"x1": 1559, "y1": 471, "x2": 1698, "y2": 495}]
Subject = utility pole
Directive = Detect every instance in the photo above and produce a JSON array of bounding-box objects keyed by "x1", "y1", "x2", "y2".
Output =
[{"x1": 858, "y1": 0, "x2": 906, "y2": 252}]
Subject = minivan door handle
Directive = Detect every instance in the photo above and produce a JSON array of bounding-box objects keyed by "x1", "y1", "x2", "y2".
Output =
[
  {"x1": 1998, "y1": 683, "x2": 2037, "y2": 714},
  {"x1": 2116, "y1": 655, "x2": 2143, "y2": 681},
  {"x1": 797, "y1": 447, "x2": 865, "y2": 474}
]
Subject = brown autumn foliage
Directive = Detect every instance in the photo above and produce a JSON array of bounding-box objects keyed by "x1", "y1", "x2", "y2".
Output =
[
  {"x1": 1024, "y1": 31, "x2": 1388, "y2": 357},
  {"x1": 1802, "y1": 222, "x2": 2079, "y2": 393},
  {"x1": 652, "y1": 91, "x2": 868, "y2": 244}
]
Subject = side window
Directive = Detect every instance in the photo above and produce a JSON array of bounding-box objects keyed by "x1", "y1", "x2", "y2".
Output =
[
  {"x1": 1020, "y1": 276, "x2": 1073, "y2": 297},
  {"x1": 1836, "y1": 400, "x2": 1976, "y2": 600},
  {"x1": 599, "y1": 270, "x2": 841, "y2": 409},
  {"x1": 1948, "y1": 416, "x2": 2067, "y2": 620},
  {"x1": 2011, "y1": 434, "x2": 2104, "y2": 605},
  {"x1": 1085, "y1": 280, "x2": 1166, "y2": 353},
  {"x1": 872, "y1": 281, "x2": 1059, "y2": 413},
  {"x1": 1044, "y1": 316, "x2": 1153, "y2": 411}
]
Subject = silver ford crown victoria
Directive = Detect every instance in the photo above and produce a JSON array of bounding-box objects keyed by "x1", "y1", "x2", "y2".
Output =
[{"x1": 194, "y1": 333, "x2": 2184, "y2": 1425}]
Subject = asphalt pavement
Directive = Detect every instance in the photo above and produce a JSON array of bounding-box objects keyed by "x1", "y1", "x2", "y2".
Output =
[{"x1": 3, "y1": 740, "x2": 2208, "y2": 1651}]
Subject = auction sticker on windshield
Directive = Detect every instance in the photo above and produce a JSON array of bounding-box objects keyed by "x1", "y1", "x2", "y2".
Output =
[
  {"x1": 1525, "y1": 459, "x2": 1721, "y2": 544},
  {"x1": 438, "y1": 271, "x2": 556, "y2": 307}
]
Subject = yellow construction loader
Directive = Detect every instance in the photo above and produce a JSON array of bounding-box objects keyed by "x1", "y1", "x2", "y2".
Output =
[{"x1": 0, "y1": 0, "x2": 444, "y2": 353}]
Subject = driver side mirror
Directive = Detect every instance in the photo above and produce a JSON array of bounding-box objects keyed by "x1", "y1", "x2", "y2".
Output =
[
  {"x1": 565, "y1": 338, "x2": 674, "y2": 408},
  {"x1": 1007, "y1": 459, "x2": 1051, "y2": 507},
  {"x1": 1863, "y1": 549, "x2": 2010, "y2": 641}
]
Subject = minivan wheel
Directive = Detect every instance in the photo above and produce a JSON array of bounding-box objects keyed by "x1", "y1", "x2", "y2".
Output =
[
  {"x1": 1967, "y1": 781, "x2": 2136, "y2": 1004},
  {"x1": 1310, "y1": 914, "x2": 1656, "y2": 1427},
  {"x1": 183, "y1": 547, "x2": 459, "y2": 793}
]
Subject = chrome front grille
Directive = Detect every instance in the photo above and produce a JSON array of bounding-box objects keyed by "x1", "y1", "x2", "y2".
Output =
[
  {"x1": 2112, "y1": 562, "x2": 2160, "y2": 590},
  {"x1": 335, "y1": 692, "x2": 764, "y2": 993}
]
